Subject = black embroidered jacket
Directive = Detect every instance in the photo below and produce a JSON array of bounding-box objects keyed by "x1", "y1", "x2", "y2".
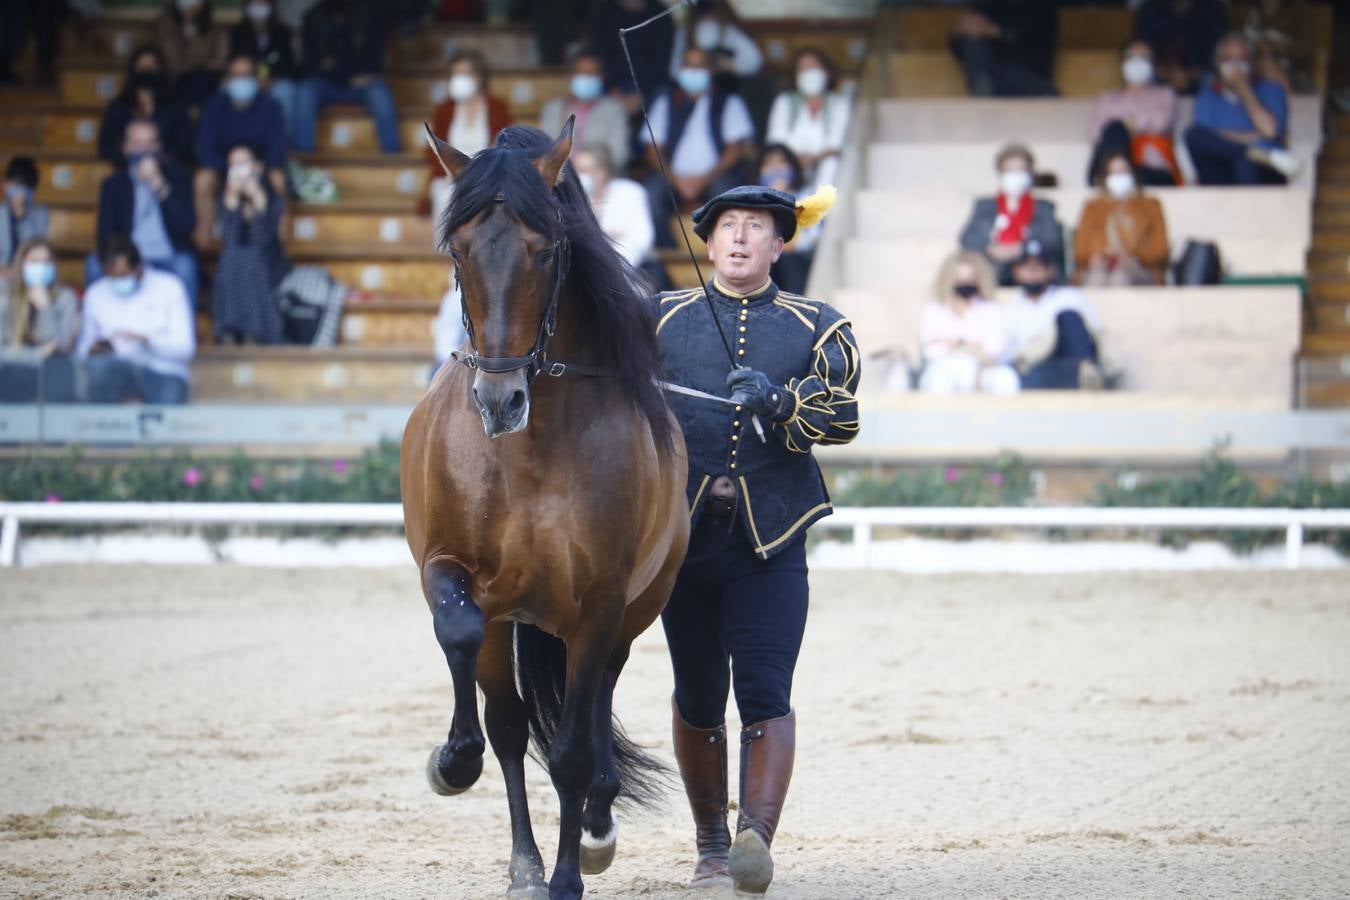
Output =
[{"x1": 654, "y1": 278, "x2": 861, "y2": 559}]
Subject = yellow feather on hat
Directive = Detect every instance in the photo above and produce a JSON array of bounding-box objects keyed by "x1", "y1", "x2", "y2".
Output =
[{"x1": 795, "y1": 185, "x2": 837, "y2": 231}]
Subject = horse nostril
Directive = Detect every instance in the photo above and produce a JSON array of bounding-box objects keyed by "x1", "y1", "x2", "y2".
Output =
[{"x1": 506, "y1": 390, "x2": 527, "y2": 415}]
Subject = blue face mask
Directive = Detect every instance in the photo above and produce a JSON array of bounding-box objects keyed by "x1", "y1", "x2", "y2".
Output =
[
  {"x1": 225, "y1": 75, "x2": 259, "y2": 105},
  {"x1": 570, "y1": 73, "x2": 603, "y2": 102},
  {"x1": 22, "y1": 260, "x2": 55, "y2": 289},
  {"x1": 108, "y1": 274, "x2": 139, "y2": 297},
  {"x1": 125, "y1": 152, "x2": 151, "y2": 171},
  {"x1": 5, "y1": 182, "x2": 33, "y2": 206},
  {"x1": 678, "y1": 67, "x2": 711, "y2": 95}
]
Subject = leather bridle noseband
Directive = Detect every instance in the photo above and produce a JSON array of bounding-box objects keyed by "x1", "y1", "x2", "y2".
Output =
[{"x1": 449, "y1": 193, "x2": 610, "y2": 380}]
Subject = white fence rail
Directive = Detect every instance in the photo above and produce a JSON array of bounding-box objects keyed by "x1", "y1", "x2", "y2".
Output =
[{"x1": 3, "y1": 503, "x2": 1350, "y2": 570}]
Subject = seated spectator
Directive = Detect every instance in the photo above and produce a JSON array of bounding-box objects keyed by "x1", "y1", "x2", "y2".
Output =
[
  {"x1": 958, "y1": 143, "x2": 1063, "y2": 287},
  {"x1": 1088, "y1": 41, "x2": 1180, "y2": 187},
  {"x1": 572, "y1": 143, "x2": 662, "y2": 286},
  {"x1": 539, "y1": 52, "x2": 631, "y2": 171},
  {"x1": 765, "y1": 47, "x2": 850, "y2": 190},
  {"x1": 0, "y1": 238, "x2": 80, "y2": 402},
  {"x1": 588, "y1": 0, "x2": 675, "y2": 110},
  {"x1": 0, "y1": 0, "x2": 67, "y2": 85},
  {"x1": 193, "y1": 52, "x2": 288, "y2": 249},
  {"x1": 92, "y1": 119, "x2": 199, "y2": 308},
  {"x1": 1133, "y1": 0, "x2": 1229, "y2": 94},
  {"x1": 1, "y1": 156, "x2": 50, "y2": 267},
  {"x1": 1003, "y1": 240, "x2": 1106, "y2": 390},
  {"x1": 917, "y1": 250, "x2": 1018, "y2": 396},
  {"x1": 77, "y1": 235, "x2": 195, "y2": 405},
  {"x1": 1075, "y1": 151, "x2": 1170, "y2": 286},
  {"x1": 643, "y1": 45, "x2": 755, "y2": 248},
  {"x1": 229, "y1": 0, "x2": 302, "y2": 140},
  {"x1": 295, "y1": 0, "x2": 401, "y2": 155},
  {"x1": 213, "y1": 144, "x2": 290, "y2": 345},
  {"x1": 757, "y1": 144, "x2": 817, "y2": 295},
  {"x1": 422, "y1": 50, "x2": 512, "y2": 220},
  {"x1": 672, "y1": 0, "x2": 773, "y2": 135},
  {"x1": 1185, "y1": 32, "x2": 1297, "y2": 186},
  {"x1": 949, "y1": 1, "x2": 1058, "y2": 97},
  {"x1": 154, "y1": 0, "x2": 229, "y2": 110},
  {"x1": 97, "y1": 46, "x2": 196, "y2": 167}
]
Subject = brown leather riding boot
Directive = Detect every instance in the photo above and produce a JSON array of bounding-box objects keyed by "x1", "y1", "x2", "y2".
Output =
[
  {"x1": 671, "y1": 698, "x2": 732, "y2": 888},
  {"x1": 729, "y1": 709, "x2": 796, "y2": 894}
]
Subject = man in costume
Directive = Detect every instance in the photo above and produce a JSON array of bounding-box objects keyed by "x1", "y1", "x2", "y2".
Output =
[{"x1": 652, "y1": 184, "x2": 861, "y2": 894}]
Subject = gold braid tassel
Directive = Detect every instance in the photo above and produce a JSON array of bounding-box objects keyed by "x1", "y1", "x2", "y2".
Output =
[{"x1": 795, "y1": 185, "x2": 837, "y2": 231}]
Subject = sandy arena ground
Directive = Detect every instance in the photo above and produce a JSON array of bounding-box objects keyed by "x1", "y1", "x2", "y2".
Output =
[{"x1": 1, "y1": 565, "x2": 1348, "y2": 900}]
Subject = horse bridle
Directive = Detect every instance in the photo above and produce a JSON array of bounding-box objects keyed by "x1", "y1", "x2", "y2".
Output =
[{"x1": 449, "y1": 194, "x2": 609, "y2": 380}]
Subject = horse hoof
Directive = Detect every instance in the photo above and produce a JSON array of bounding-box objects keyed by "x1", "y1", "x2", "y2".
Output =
[
  {"x1": 579, "y1": 822, "x2": 617, "y2": 875},
  {"x1": 728, "y1": 829, "x2": 773, "y2": 894},
  {"x1": 504, "y1": 884, "x2": 549, "y2": 900},
  {"x1": 426, "y1": 743, "x2": 482, "y2": 796}
]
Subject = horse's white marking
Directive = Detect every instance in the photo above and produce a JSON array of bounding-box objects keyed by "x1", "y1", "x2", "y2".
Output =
[{"x1": 580, "y1": 814, "x2": 617, "y2": 849}]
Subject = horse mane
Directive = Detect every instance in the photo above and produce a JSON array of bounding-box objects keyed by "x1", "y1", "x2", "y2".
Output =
[{"x1": 442, "y1": 126, "x2": 674, "y2": 451}]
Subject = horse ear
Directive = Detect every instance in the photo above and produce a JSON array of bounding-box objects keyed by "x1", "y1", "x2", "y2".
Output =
[
  {"x1": 534, "y1": 115, "x2": 575, "y2": 189},
  {"x1": 424, "y1": 122, "x2": 471, "y2": 180}
]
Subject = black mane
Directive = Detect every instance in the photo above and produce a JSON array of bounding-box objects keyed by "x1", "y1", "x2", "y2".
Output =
[{"x1": 441, "y1": 127, "x2": 673, "y2": 450}]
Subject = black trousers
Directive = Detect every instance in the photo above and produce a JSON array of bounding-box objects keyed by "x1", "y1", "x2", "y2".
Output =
[{"x1": 661, "y1": 511, "x2": 809, "y2": 730}]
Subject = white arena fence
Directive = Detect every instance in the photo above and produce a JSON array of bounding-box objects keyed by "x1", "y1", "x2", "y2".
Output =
[{"x1": 2, "y1": 503, "x2": 1349, "y2": 570}]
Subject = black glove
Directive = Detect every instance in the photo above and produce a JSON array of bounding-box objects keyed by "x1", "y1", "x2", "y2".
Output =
[{"x1": 726, "y1": 368, "x2": 794, "y2": 422}]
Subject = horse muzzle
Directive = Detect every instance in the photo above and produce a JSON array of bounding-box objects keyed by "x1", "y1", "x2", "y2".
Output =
[{"x1": 473, "y1": 370, "x2": 531, "y2": 438}]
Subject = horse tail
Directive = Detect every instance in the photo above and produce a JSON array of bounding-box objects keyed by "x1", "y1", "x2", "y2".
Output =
[{"x1": 513, "y1": 623, "x2": 668, "y2": 809}]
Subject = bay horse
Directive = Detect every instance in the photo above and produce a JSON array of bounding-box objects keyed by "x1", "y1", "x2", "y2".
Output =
[{"x1": 400, "y1": 118, "x2": 690, "y2": 900}]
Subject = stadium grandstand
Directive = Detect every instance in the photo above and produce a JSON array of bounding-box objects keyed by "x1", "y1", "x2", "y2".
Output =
[{"x1": 1, "y1": 0, "x2": 1348, "y2": 503}]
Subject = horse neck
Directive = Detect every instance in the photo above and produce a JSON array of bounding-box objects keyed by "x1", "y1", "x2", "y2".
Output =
[{"x1": 545, "y1": 277, "x2": 600, "y2": 366}]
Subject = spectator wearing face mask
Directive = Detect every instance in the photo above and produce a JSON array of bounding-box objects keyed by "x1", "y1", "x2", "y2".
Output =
[
  {"x1": 949, "y1": 0, "x2": 1059, "y2": 97},
  {"x1": 1, "y1": 156, "x2": 50, "y2": 268},
  {"x1": 0, "y1": 238, "x2": 80, "y2": 403},
  {"x1": 91, "y1": 118, "x2": 199, "y2": 309},
  {"x1": 294, "y1": 0, "x2": 401, "y2": 156},
  {"x1": 757, "y1": 143, "x2": 818, "y2": 295},
  {"x1": 1132, "y1": 0, "x2": 1229, "y2": 94},
  {"x1": 1185, "y1": 32, "x2": 1298, "y2": 186},
  {"x1": 539, "y1": 52, "x2": 630, "y2": 171},
  {"x1": 571, "y1": 144, "x2": 656, "y2": 277},
  {"x1": 97, "y1": 46, "x2": 196, "y2": 167},
  {"x1": 958, "y1": 143, "x2": 1064, "y2": 287},
  {"x1": 643, "y1": 45, "x2": 755, "y2": 249},
  {"x1": 193, "y1": 52, "x2": 288, "y2": 250},
  {"x1": 1074, "y1": 151, "x2": 1169, "y2": 287},
  {"x1": 669, "y1": 0, "x2": 764, "y2": 81},
  {"x1": 213, "y1": 144, "x2": 290, "y2": 345},
  {"x1": 229, "y1": 0, "x2": 302, "y2": 141},
  {"x1": 1002, "y1": 240, "x2": 1107, "y2": 391},
  {"x1": 918, "y1": 250, "x2": 1018, "y2": 396},
  {"x1": 77, "y1": 234, "x2": 195, "y2": 405},
  {"x1": 765, "y1": 48, "x2": 850, "y2": 191},
  {"x1": 1088, "y1": 40, "x2": 1180, "y2": 187},
  {"x1": 421, "y1": 50, "x2": 512, "y2": 222},
  {"x1": 154, "y1": 0, "x2": 230, "y2": 110}
]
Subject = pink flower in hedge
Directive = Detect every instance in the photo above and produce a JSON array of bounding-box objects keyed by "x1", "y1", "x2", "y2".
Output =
[
  {"x1": 332, "y1": 459, "x2": 349, "y2": 475},
  {"x1": 44, "y1": 494, "x2": 61, "y2": 504},
  {"x1": 944, "y1": 467, "x2": 960, "y2": 484},
  {"x1": 249, "y1": 475, "x2": 266, "y2": 491},
  {"x1": 988, "y1": 472, "x2": 1005, "y2": 487},
  {"x1": 182, "y1": 467, "x2": 203, "y2": 487}
]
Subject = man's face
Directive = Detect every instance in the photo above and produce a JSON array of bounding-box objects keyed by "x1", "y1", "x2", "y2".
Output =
[
  {"x1": 226, "y1": 57, "x2": 255, "y2": 81},
  {"x1": 573, "y1": 56, "x2": 601, "y2": 79},
  {"x1": 105, "y1": 255, "x2": 139, "y2": 279},
  {"x1": 1014, "y1": 257, "x2": 1051, "y2": 287},
  {"x1": 707, "y1": 208, "x2": 783, "y2": 287},
  {"x1": 1217, "y1": 39, "x2": 1250, "y2": 76},
  {"x1": 123, "y1": 123, "x2": 160, "y2": 157}
]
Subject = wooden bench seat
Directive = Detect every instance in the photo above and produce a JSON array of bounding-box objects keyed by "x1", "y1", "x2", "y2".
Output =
[
  {"x1": 830, "y1": 285, "x2": 1301, "y2": 403},
  {"x1": 191, "y1": 346, "x2": 433, "y2": 404}
]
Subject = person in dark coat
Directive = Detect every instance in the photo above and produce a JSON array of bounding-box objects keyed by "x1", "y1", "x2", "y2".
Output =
[
  {"x1": 212, "y1": 144, "x2": 288, "y2": 344},
  {"x1": 96, "y1": 46, "x2": 196, "y2": 167},
  {"x1": 652, "y1": 184, "x2": 859, "y2": 896},
  {"x1": 958, "y1": 142, "x2": 1065, "y2": 286},
  {"x1": 229, "y1": 0, "x2": 302, "y2": 141}
]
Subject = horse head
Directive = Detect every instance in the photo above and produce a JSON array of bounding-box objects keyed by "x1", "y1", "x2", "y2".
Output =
[{"x1": 426, "y1": 117, "x2": 576, "y2": 438}]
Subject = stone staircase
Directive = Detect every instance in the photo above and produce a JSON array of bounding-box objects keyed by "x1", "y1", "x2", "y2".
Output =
[{"x1": 1303, "y1": 115, "x2": 1350, "y2": 407}]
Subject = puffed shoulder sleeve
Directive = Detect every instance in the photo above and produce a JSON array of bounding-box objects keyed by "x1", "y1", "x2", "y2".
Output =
[{"x1": 778, "y1": 308, "x2": 861, "y2": 453}]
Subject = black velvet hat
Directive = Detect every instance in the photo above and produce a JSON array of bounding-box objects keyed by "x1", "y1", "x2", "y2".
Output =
[{"x1": 691, "y1": 186, "x2": 802, "y2": 242}]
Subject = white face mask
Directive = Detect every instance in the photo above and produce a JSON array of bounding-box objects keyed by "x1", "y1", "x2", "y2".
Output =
[
  {"x1": 999, "y1": 169, "x2": 1032, "y2": 198},
  {"x1": 1105, "y1": 172, "x2": 1136, "y2": 199},
  {"x1": 578, "y1": 172, "x2": 595, "y2": 196},
  {"x1": 448, "y1": 73, "x2": 479, "y2": 102},
  {"x1": 1122, "y1": 56, "x2": 1153, "y2": 86},
  {"x1": 797, "y1": 68, "x2": 828, "y2": 97}
]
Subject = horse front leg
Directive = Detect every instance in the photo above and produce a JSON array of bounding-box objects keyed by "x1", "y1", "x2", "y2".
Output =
[
  {"x1": 579, "y1": 646, "x2": 628, "y2": 876},
  {"x1": 547, "y1": 611, "x2": 621, "y2": 900},
  {"x1": 423, "y1": 559, "x2": 486, "y2": 795},
  {"x1": 480, "y1": 621, "x2": 548, "y2": 898}
]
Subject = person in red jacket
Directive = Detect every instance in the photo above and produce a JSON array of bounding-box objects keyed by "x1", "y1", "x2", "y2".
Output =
[{"x1": 420, "y1": 50, "x2": 512, "y2": 221}]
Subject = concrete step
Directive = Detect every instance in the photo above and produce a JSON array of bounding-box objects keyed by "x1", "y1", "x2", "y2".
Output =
[{"x1": 192, "y1": 346, "x2": 433, "y2": 404}]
